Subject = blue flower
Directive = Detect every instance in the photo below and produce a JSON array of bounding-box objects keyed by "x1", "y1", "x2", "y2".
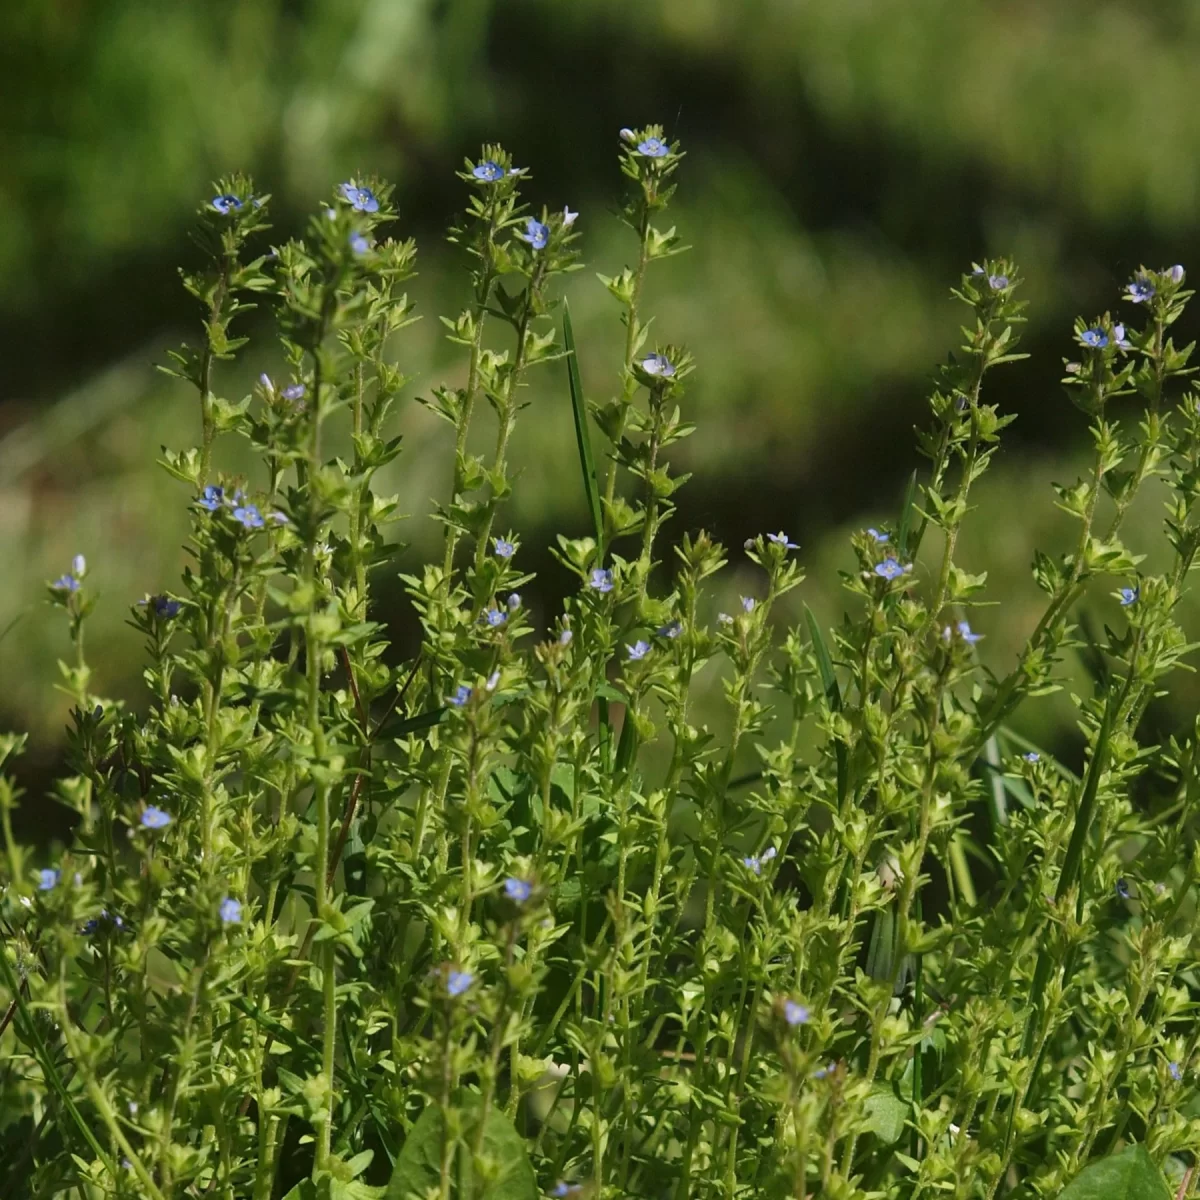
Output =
[
  {"x1": 743, "y1": 846, "x2": 776, "y2": 875},
  {"x1": 447, "y1": 970, "x2": 473, "y2": 997},
  {"x1": 52, "y1": 574, "x2": 80, "y2": 592},
  {"x1": 944, "y1": 619, "x2": 982, "y2": 645},
  {"x1": 483, "y1": 608, "x2": 507, "y2": 628},
  {"x1": 1116, "y1": 878, "x2": 1131, "y2": 899},
  {"x1": 741, "y1": 596, "x2": 756, "y2": 613},
  {"x1": 259, "y1": 373, "x2": 274, "y2": 393},
  {"x1": 1113, "y1": 323, "x2": 1132, "y2": 350},
  {"x1": 1119, "y1": 585, "x2": 1140, "y2": 607},
  {"x1": 198, "y1": 485, "x2": 225, "y2": 511},
  {"x1": 520, "y1": 218, "x2": 549, "y2": 250},
  {"x1": 340, "y1": 182, "x2": 379, "y2": 213},
  {"x1": 1022, "y1": 751, "x2": 1040, "y2": 763},
  {"x1": 1080, "y1": 328, "x2": 1108, "y2": 348},
  {"x1": 988, "y1": 274, "x2": 1009, "y2": 290},
  {"x1": 493, "y1": 537, "x2": 515, "y2": 558},
  {"x1": 141, "y1": 806, "x2": 171, "y2": 830},
  {"x1": 768, "y1": 532, "x2": 799, "y2": 550},
  {"x1": 504, "y1": 877, "x2": 532, "y2": 903},
  {"x1": 472, "y1": 161, "x2": 505, "y2": 182},
  {"x1": 551, "y1": 1184, "x2": 582, "y2": 1198},
  {"x1": 640, "y1": 353, "x2": 675, "y2": 378},
  {"x1": 874, "y1": 557, "x2": 909, "y2": 581},
  {"x1": 589, "y1": 568, "x2": 614, "y2": 594},
  {"x1": 211, "y1": 194, "x2": 243, "y2": 214},
  {"x1": 37, "y1": 868, "x2": 60, "y2": 891},
  {"x1": 657, "y1": 620, "x2": 682, "y2": 639},
  {"x1": 152, "y1": 595, "x2": 182, "y2": 619},
  {"x1": 282, "y1": 383, "x2": 306, "y2": 402},
  {"x1": 219, "y1": 896, "x2": 242, "y2": 925},
  {"x1": 867, "y1": 528, "x2": 889, "y2": 543},
  {"x1": 627, "y1": 640, "x2": 650, "y2": 661},
  {"x1": 449, "y1": 685, "x2": 472, "y2": 707},
  {"x1": 234, "y1": 505, "x2": 265, "y2": 530},
  {"x1": 812, "y1": 1063, "x2": 833, "y2": 1079},
  {"x1": 349, "y1": 231, "x2": 371, "y2": 255},
  {"x1": 559, "y1": 628, "x2": 573, "y2": 646},
  {"x1": 1126, "y1": 276, "x2": 1155, "y2": 304},
  {"x1": 784, "y1": 1000, "x2": 810, "y2": 1027},
  {"x1": 507, "y1": 592, "x2": 521, "y2": 610},
  {"x1": 562, "y1": 206, "x2": 579, "y2": 227},
  {"x1": 637, "y1": 136, "x2": 670, "y2": 157},
  {"x1": 1170, "y1": 1061, "x2": 1183, "y2": 1082}
]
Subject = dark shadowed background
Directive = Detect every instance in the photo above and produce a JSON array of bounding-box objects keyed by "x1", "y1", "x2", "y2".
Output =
[{"x1": 5, "y1": 0, "x2": 1200, "y2": 806}]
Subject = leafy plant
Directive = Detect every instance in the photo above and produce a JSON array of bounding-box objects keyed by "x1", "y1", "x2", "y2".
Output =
[{"x1": 2, "y1": 129, "x2": 1199, "y2": 1200}]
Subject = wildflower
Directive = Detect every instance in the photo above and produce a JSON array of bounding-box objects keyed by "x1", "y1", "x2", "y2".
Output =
[
  {"x1": 152, "y1": 595, "x2": 182, "y2": 619},
  {"x1": 717, "y1": 612, "x2": 733, "y2": 625},
  {"x1": 219, "y1": 897, "x2": 242, "y2": 925},
  {"x1": 447, "y1": 970, "x2": 473, "y2": 997},
  {"x1": 449, "y1": 685, "x2": 472, "y2": 707},
  {"x1": 211, "y1": 194, "x2": 243, "y2": 214},
  {"x1": 520, "y1": 218, "x2": 549, "y2": 250},
  {"x1": 282, "y1": 383, "x2": 306, "y2": 402},
  {"x1": 874, "y1": 557, "x2": 909, "y2": 581},
  {"x1": 943, "y1": 619, "x2": 982, "y2": 645},
  {"x1": 657, "y1": 620, "x2": 682, "y2": 638},
  {"x1": 72, "y1": 554, "x2": 87, "y2": 577},
  {"x1": 784, "y1": 1000, "x2": 810, "y2": 1027},
  {"x1": 768, "y1": 532, "x2": 799, "y2": 550},
  {"x1": 483, "y1": 608, "x2": 507, "y2": 628},
  {"x1": 471, "y1": 161, "x2": 505, "y2": 182},
  {"x1": 340, "y1": 182, "x2": 379, "y2": 213},
  {"x1": 988, "y1": 274, "x2": 1009, "y2": 290},
  {"x1": 1022, "y1": 751, "x2": 1040, "y2": 763},
  {"x1": 1113, "y1": 323, "x2": 1132, "y2": 350},
  {"x1": 485, "y1": 671, "x2": 501, "y2": 691},
  {"x1": 141, "y1": 806, "x2": 171, "y2": 830},
  {"x1": 507, "y1": 592, "x2": 521, "y2": 609},
  {"x1": 349, "y1": 231, "x2": 371, "y2": 255},
  {"x1": 618, "y1": 127, "x2": 636, "y2": 142},
  {"x1": 493, "y1": 537, "x2": 516, "y2": 558},
  {"x1": 1169, "y1": 264, "x2": 1185, "y2": 284},
  {"x1": 1080, "y1": 328, "x2": 1108, "y2": 349},
  {"x1": 559, "y1": 628, "x2": 573, "y2": 646},
  {"x1": 1170, "y1": 1061, "x2": 1183, "y2": 1082},
  {"x1": 1126, "y1": 276, "x2": 1155, "y2": 304},
  {"x1": 640, "y1": 352, "x2": 675, "y2": 377},
  {"x1": 589, "y1": 568, "x2": 614, "y2": 594},
  {"x1": 867, "y1": 528, "x2": 889, "y2": 543},
  {"x1": 259, "y1": 373, "x2": 274, "y2": 393},
  {"x1": 198, "y1": 485, "x2": 225, "y2": 511},
  {"x1": 37, "y1": 868, "x2": 60, "y2": 891},
  {"x1": 562, "y1": 206, "x2": 579, "y2": 227},
  {"x1": 504, "y1": 877, "x2": 533, "y2": 903},
  {"x1": 627, "y1": 640, "x2": 651, "y2": 661},
  {"x1": 741, "y1": 596, "x2": 756, "y2": 613},
  {"x1": 637, "y1": 136, "x2": 670, "y2": 157},
  {"x1": 813, "y1": 1063, "x2": 833, "y2": 1079},
  {"x1": 233, "y1": 505, "x2": 265, "y2": 530},
  {"x1": 552, "y1": 1184, "x2": 582, "y2": 1198},
  {"x1": 1116, "y1": 878, "x2": 1131, "y2": 899},
  {"x1": 52, "y1": 574, "x2": 80, "y2": 592},
  {"x1": 743, "y1": 846, "x2": 776, "y2": 875},
  {"x1": 270, "y1": 511, "x2": 289, "y2": 525},
  {"x1": 1119, "y1": 585, "x2": 1139, "y2": 607}
]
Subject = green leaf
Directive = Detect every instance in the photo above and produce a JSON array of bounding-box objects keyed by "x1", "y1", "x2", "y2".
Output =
[
  {"x1": 804, "y1": 604, "x2": 846, "y2": 809},
  {"x1": 563, "y1": 301, "x2": 604, "y2": 552},
  {"x1": 1057, "y1": 1145, "x2": 1170, "y2": 1200},
  {"x1": 862, "y1": 1082, "x2": 908, "y2": 1146},
  {"x1": 897, "y1": 468, "x2": 919, "y2": 559},
  {"x1": 386, "y1": 1101, "x2": 537, "y2": 1200}
]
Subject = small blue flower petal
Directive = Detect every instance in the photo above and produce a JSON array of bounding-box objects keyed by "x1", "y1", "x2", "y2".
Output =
[
  {"x1": 37, "y1": 868, "x2": 60, "y2": 891},
  {"x1": 504, "y1": 877, "x2": 532, "y2": 903},
  {"x1": 141, "y1": 806, "x2": 171, "y2": 830},
  {"x1": 449, "y1": 685, "x2": 472, "y2": 708},
  {"x1": 519, "y1": 218, "x2": 549, "y2": 250},
  {"x1": 447, "y1": 970, "x2": 473, "y2": 997},
  {"x1": 589, "y1": 568, "x2": 614, "y2": 594},
  {"x1": 211, "y1": 194, "x2": 243, "y2": 214},
  {"x1": 219, "y1": 896, "x2": 242, "y2": 925},
  {"x1": 472, "y1": 161, "x2": 505, "y2": 182},
  {"x1": 340, "y1": 182, "x2": 379, "y2": 213},
  {"x1": 784, "y1": 1000, "x2": 810, "y2": 1027},
  {"x1": 637, "y1": 137, "x2": 670, "y2": 157},
  {"x1": 627, "y1": 640, "x2": 651, "y2": 661}
]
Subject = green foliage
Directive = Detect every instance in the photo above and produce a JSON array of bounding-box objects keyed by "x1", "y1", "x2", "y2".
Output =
[{"x1": 3, "y1": 129, "x2": 1200, "y2": 1200}]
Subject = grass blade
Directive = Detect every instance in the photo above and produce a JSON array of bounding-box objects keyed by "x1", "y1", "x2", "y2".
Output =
[
  {"x1": 804, "y1": 604, "x2": 847, "y2": 811},
  {"x1": 563, "y1": 301, "x2": 604, "y2": 552},
  {"x1": 897, "y1": 468, "x2": 919, "y2": 559}
]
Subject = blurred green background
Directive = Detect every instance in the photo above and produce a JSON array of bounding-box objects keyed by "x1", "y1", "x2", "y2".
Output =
[{"x1": 5, "y1": 0, "x2": 1200, "y2": 784}]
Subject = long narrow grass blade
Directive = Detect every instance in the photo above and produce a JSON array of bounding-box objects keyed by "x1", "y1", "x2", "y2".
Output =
[
  {"x1": 805, "y1": 604, "x2": 847, "y2": 809},
  {"x1": 897, "y1": 468, "x2": 919, "y2": 559},
  {"x1": 983, "y1": 735, "x2": 1008, "y2": 833},
  {"x1": 563, "y1": 301, "x2": 604, "y2": 551}
]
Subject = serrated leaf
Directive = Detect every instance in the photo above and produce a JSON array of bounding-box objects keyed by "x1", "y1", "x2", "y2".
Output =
[{"x1": 1058, "y1": 1144, "x2": 1170, "y2": 1200}]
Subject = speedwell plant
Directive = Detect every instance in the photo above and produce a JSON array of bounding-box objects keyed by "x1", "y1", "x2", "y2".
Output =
[{"x1": 3, "y1": 128, "x2": 1200, "y2": 1200}]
